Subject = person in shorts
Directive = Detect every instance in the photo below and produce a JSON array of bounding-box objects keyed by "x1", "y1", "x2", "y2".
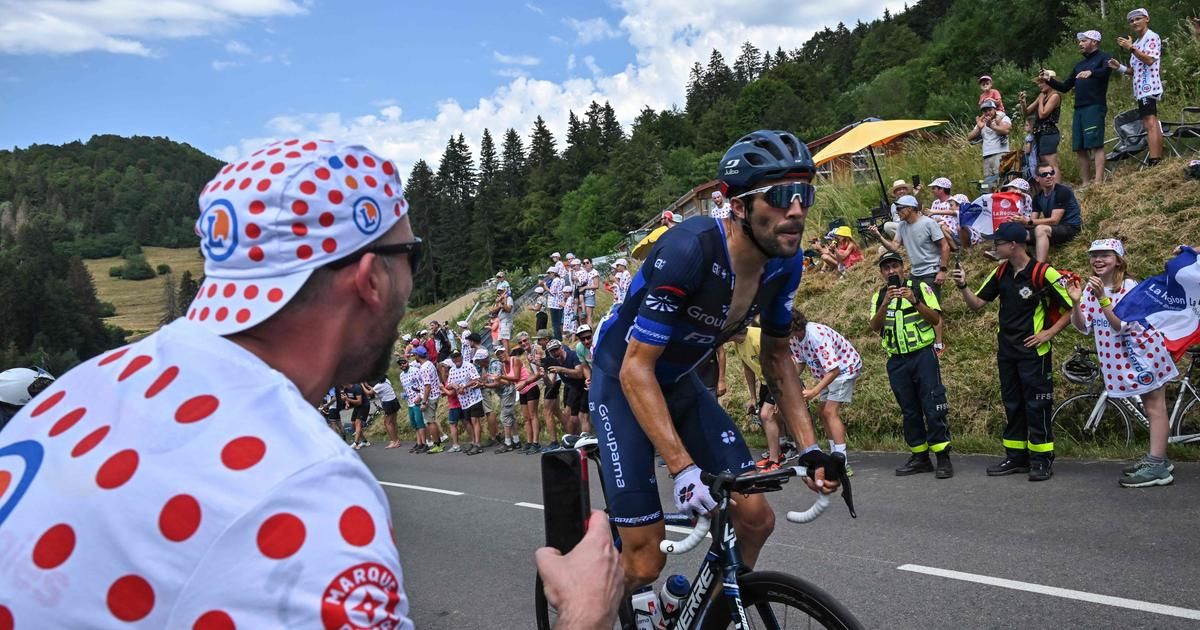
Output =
[
  {"x1": 446, "y1": 350, "x2": 486, "y2": 454},
  {"x1": 496, "y1": 286, "x2": 515, "y2": 350},
  {"x1": 1109, "y1": 9, "x2": 1164, "y2": 166},
  {"x1": 488, "y1": 346, "x2": 522, "y2": 452},
  {"x1": 536, "y1": 329, "x2": 567, "y2": 447},
  {"x1": 788, "y1": 310, "x2": 861, "y2": 471},
  {"x1": 582, "y1": 258, "x2": 601, "y2": 326},
  {"x1": 1026, "y1": 167, "x2": 1083, "y2": 261},
  {"x1": 472, "y1": 348, "x2": 501, "y2": 447},
  {"x1": 544, "y1": 339, "x2": 586, "y2": 436},
  {"x1": 414, "y1": 346, "x2": 445, "y2": 453},
  {"x1": 343, "y1": 382, "x2": 371, "y2": 450},
  {"x1": 319, "y1": 387, "x2": 343, "y2": 435},
  {"x1": 398, "y1": 355, "x2": 429, "y2": 453},
  {"x1": 1044, "y1": 30, "x2": 1113, "y2": 185},
  {"x1": 367, "y1": 375, "x2": 403, "y2": 449}
]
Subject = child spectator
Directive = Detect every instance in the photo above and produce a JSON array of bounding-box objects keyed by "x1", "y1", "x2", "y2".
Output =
[
  {"x1": 788, "y1": 309, "x2": 862, "y2": 473},
  {"x1": 978, "y1": 74, "x2": 1006, "y2": 112}
]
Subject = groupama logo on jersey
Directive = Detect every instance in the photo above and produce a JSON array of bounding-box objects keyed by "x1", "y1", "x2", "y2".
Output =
[
  {"x1": 200, "y1": 199, "x2": 239, "y2": 262},
  {"x1": 0, "y1": 440, "x2": 44, "y2": 528},
  {"x1": 353, "y1": 197, "x2": 383, "y2": 235}
]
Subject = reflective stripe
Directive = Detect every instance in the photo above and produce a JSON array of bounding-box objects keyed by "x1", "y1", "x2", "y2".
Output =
[
  {"x1": 1028, "y1": 441, "x2": 1055, "y2": 453},
  {"x1": 911, "y1": 443, "x2": 929, "y2": 453},
  {"x1": 1002, "y1": 438, "x2": 1028, "y2": 450},
  {"x1": 929, "y1": 441, "x2": 951, "y2": 453}
]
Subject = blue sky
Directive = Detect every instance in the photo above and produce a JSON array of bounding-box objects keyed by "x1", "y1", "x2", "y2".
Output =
[{"x1": 0, "y1": 0, "x2": 904, "y2": 174}]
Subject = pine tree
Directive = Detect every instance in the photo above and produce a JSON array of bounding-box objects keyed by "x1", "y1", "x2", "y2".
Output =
[
  {"x1": 473, "y1": 129, "x2": 500, "y2": 274},
  {"x1": 705, "y1": 50, "x2": 736, "y2": 100},
  {"x1": 599, "y1": 102, "x2": 625, "y2": 155},
  {"x1": 499, "y1": 128, "x2": 527, "y2": 199},
  {"x1": 733, "y1": 42, "x2": 762, "y2": 84},
  {"x1": 527, "y1": 116, "x2": 560, "y2": 194},
  {"x1": 160, "y1": 273, "x2": 179, "y2": 325},
  {"x1": 404, "y1": 160, "x2": 439, "y2": 304},
  {"x1": 177, "y1": 269, "x2": 199, "y2": 314},
  {"x1": 685, "y1": 62, "x2": 707, "y2": 118}
]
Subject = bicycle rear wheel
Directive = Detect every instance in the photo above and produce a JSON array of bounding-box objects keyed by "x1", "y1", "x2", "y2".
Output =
[
  {"x1": 1170, "y1": 394, "x2": 1200, "y2": 444},
  {"x1": 699, "y1": 570, "x2": 863, "y2": 630},
  {"x1": 1051, "y1": 393, "x2": 1132, "y2": 448}
]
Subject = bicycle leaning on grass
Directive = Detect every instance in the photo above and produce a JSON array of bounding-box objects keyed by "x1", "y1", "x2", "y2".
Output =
[
  {"x1": 1051, "y1": 345, "x2": 1200, "y2": 448},
  {"x1": 535, "y1": 434, "x2": 861, "y2": 630}
]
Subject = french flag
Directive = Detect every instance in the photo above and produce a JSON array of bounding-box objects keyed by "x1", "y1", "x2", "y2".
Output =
[{"x1": 1114, "y1": 247, "x2": 1200, "y2": 360}]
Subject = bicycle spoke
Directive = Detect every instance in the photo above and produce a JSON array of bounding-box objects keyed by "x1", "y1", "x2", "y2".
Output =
[{"x1": 1052, "y1": 394, "x2": 1132, "y2": 448}]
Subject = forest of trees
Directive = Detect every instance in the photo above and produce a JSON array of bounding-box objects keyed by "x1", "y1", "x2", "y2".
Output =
[{"x1": 3, "y1": 0, "x2": 1197, "y2": 366}]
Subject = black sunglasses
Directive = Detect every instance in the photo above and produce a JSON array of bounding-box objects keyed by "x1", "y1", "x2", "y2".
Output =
[
  {"x1": 327, "y1": 237, "x2": 423, "y2": 272},
  {"x1": 1037, "y1": 170, "x2": 1056, "y2": 177}
]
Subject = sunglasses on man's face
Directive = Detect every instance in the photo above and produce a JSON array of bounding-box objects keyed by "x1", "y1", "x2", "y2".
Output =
[
  {"x1": 734, "y1": 182, "x2": 816, "y2": 210},
  {"x1": 326, "y1": 237, "x2": 424, "y2": 272},
  {"x1": 1037, "y1": 170, "x2": 1056, "y2": 177}
]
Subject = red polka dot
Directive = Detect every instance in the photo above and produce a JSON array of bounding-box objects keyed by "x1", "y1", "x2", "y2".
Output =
[
  {"x1": 30, "y1": 389, "x2": 67, "y2": 417},
  {"x1": 322, "y1": 238, "x2": 337, "y2": 254},
  {"x1": 251, "y1": 161, "x2": 264, "y2": 171},
  {"x1": 176, "y1": 395, "x2": 220, "y2": 424},
  {"x1": 315, "y1": 167, "x2": 330, "y2": 180},
  {"x1": 267, "y1": 288, "x2": 284, "y2": 303},
  {"x1": 270, "y1": 162, "x2": 285, "y2": 174},
  {"x1": 292, "y1": 223, "x2": 308, "y2": 237},
  {"x1": 246, "y1": 223, "x2": 261, "y2": 239},
  {"x1": 364, "y1": 175, "x2": 377, "y2": 187},
  {"x1": 256, "y1": 179, "x2": 271, "y2": 192},
  {"x1": 107, "y1": 575, "x2": 155, "y2": 622},
  {"x1": 223, "y1": 179, "x2": 236, "y2": 191},
  {"x1": 235, "y1": 309, "x2": 251, "y2": 324},
  {"x1": 248, "y1": 246, "x2": 264, "y2": 262},
  {"x1": 0, "y1": 604, "x2": 11, "y2": 630},
  {"x1": 71, "y1": 425, "x2": 110, "y2": 457},
  {"x1": 302, "y1": 141, "x2": 318, "y2": 151},
  {"x1": 285, "y1": 151, "x2": 301, "y2": 159},
  {"x1": 222, "y1": 436, "x2": 266, "y2": 470},
  {"x1": 292, "y1": 200, "x2": 309, "y2": 215},
  {"x1": 238, "y1": 178, "x2": 252, "y2": 190},
  {"x1": 98, "y1": 347, "x2": 131, "y2": 367},
  {"x1": 1120, "y1": 386, "x2": 1127, "y2": 391},
  {"x1": 207, "y1": 284, "x2": 218, "y2": 298},
  {"x1": 96, "y1": 449, "x2": 138, "y2": 489},
  {"x1": 383, "y1": 161, "x2": 395, "y2": 175},
  {"x1": 297, "y1": 245, "x2": 313, "y2": 260},
  {"x1": 339, "y1": 506, "x2": 375, "y2": 546},
  {"x1": 344, "y1": 155, "x2": 359, "y2": 168},
  {"x1": 235, "y1": 162, "x2": 248, "y2": 172},
  {"x1": 49, "y1": 407, "x2": 85, "y2": 437},
  {"x1": 159, "y1": 494, "x2": 202, "y2": 542},
  {"x1": 248, "y1": 201, "x2": 265, "y2": 215},
  {"x1": 267, "y1": 148, "x2": 281, "y2": 156},
  {"x1": 319, "y1": 212, "x2": 335, "y2": 227},
  {"x1": 187, "y1": 308, "x2": 196, "y2": 320},
  {"x1": 299, "y1": 181, "x2": 316, "y2": 195},
  {"x1": 223, "y1": 284, "x2": 236, "y2": 298},
  {"x1": 215, "y1": 307, "x2": 229, "y2": 321},
  {"x1": 33, "y1": 523, "x2": 75, "y2": 569},
  {"x1": 256, "y1": 513, "x2": 306, "y2": 559},
  {"x1": 199, "y1": 307, "x2": 210, "y2": 321},
  {"x1": 394, "y1": 203, "x2": 401, "y2": 216},
  {"x1": 363, "y1": 155, "x2": 377, "y2": 168},
  {"x1": 119, "y1": 355, "x2": 153, "y2": 382},
  {"x1": 384, "y1": 184, "x2": 393, "y2": 196},
  {"x1": 328, "y1": 190, "x2": 344, "y2": 204},
  {"x1": 243, "y1": 285, "x2": 260, "y2": 300},
  {"x1": 284, "y1": 139, "x2": 298, "y2": 146},
  {"x1": 221, "y1": 164, "x2": 234, "y2": 174},
  {"x1": 193, "y1": 610, "x2": 235, "y2": 630}
]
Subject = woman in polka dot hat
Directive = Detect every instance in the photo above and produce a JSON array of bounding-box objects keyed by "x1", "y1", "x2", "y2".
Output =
[
  {"x1": 0, "y1": 139, "x2": 419, "y2": 627},
  {"x1": 1066, "y1": 238, "x2": 1178, "y2": 488}
]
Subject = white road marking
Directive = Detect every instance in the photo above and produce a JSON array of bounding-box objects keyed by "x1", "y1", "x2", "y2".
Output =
[
  {"x1": 511, "y1": 503, "x2": 709, "y2": 538},
  {"x1": 898, "y1": 564, "x2": 1200, "y2": 621},
  {"x1": 515, "y1": 502, "x2": 544, "y2": 510},
  {"x1": 378, "y1": 481, "x2": 464, "y2": 496}
]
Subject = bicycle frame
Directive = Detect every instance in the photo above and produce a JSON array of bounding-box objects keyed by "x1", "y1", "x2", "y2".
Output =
[
  {"x1": 668, "y1": 488, "x2": 752, "y2": 630},
  {"x1": 1168, "y1": 375, "x2": 1200, "y2": 444}
]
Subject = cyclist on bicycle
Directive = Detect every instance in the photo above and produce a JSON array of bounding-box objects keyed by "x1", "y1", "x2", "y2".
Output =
[{"x1": 591, "y1": 129, "x2": 838, "y2": 591}]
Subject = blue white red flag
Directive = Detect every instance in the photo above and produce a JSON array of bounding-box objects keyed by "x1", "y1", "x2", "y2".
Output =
[{"x1": 1113, "y1": 247, "x2": 1200, "y2": 360}]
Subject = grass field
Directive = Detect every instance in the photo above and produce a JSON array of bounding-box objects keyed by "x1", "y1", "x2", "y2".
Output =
[{"x1": 85, "y1": 247, "x2": 205, "y2": 337}]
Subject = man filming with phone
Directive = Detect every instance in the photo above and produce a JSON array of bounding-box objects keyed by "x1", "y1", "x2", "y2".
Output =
[{"x1": 590, "y1": 130, "x2": 839, "y2": 593}]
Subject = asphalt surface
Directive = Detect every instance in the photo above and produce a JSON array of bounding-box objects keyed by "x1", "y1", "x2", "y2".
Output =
[{"x1": 359, "y1": 445, "x2": 1200, "y2": 629}]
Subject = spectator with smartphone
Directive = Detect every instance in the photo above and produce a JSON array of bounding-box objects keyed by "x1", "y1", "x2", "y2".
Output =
[
  {"x1": 1045, "y1": 30, "x2": 1114, "y2": 186},
  {"x1": 1022, "y1": 71, "x2": 1063, "y2": 178},
  {"x1": 871, "y1": 251, "x2": 953, "y2": 478},
  {"x1": 1108, "y1": 8, "x2": 1164, "y2": 166},
  {"x1": 966, "y1": 99, "x2": 1013, "y2": 183},
  {"x1": 871, "y1": 195, "x2": 950, "y2": 356}
]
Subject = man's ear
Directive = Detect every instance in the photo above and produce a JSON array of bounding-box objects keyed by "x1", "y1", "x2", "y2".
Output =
[{"x1": 729, "y1": 195, "x2": 747, "y2": 220}]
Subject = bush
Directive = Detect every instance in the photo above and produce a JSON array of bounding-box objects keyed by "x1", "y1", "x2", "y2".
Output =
[
  {"x1": 108, "y1": 266, "x2": 123, "y2": 278},
  {"x1": 98, "y1": 302, "x2": 117, "y2": 317},
  {"x1": 121, "y1": 243, "x2": 143, "y2": 259},
  {"x1": 156, "y1": 264, "x2": 172, "y2": 275},
  {"x1": 119, "y1": 255, "x2": 157, "y2": 281}
]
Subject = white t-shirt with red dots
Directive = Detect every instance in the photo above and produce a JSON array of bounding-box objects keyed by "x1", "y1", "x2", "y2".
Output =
[
  {"x1": 1074, "y1": 279, "x2": 1178, "y2": 398},
  {"x1": 0, "y1": 318, "x2": 412, "y2": 629},
  {"x1": 789, "y1": 323, "x2": 862, "y2": 383}
]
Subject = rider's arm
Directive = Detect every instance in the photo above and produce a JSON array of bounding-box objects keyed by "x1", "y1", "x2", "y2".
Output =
[{"x1": 620, "y1": 338, "x2": 694, "y2": 474}]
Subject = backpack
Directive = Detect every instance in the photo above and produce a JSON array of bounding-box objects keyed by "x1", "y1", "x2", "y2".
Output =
[{"x1": 997, "y1": 260, "x2": 1070, "y2": 327}]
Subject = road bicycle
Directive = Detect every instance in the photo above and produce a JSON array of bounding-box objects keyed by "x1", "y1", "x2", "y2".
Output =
[
  {"x1": 535, "y1": 435, "x2": 862, "y2": 629},
  {"x1": 1051, "y1": 345, "x2": 1200, "y2": 448}
]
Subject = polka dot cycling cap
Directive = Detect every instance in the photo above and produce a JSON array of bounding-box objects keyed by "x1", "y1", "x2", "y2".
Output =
[{"x1": 188, "y1": 139, "x2": 407, "y2": 335}]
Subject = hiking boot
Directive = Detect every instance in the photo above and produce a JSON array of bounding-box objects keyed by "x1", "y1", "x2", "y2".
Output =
[
  {"x1": 1121, "y1": 456, "x2": 1175, "y2": 476},
  {"x1": 494, "y1": 442, "x2": 514, "y2": 454},
  {"x1": 935, "y1": 449, "x2": 954, "y2": 479},
  {"x1": 1027, "y1": 461, "x2": 1053, "y2": 482},
  {"x1": 895, "y1": 454, "x2": 934, "y2": 476},
  {"x1": 1119, "y1": 461, "x2": 1173, "y2": 488},
  {"x1": 426, "y1": 444, "x2": 444, "y2": 454},
  {"x1": 986, "y1": 457, "x2": 1029, "y2": 476}
]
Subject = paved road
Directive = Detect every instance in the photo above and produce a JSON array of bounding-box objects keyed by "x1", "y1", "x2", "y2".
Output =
[{"x1": 359, "y1": 446, "x2": 1200, "y2": 629}]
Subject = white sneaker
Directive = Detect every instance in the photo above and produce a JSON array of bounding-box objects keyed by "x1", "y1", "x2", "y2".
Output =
[
  {"x1": 360, "y1": 440, "x2": 370, "y2": 448},
  {"x1": 448, "y1": 444, "x2": 462, "y2": 453},
  {"x1": 351, "y1": 442, "x2": 362, "y2": 450}
]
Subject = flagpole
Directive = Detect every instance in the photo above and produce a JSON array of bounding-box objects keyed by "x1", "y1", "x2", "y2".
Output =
[{"x1": 868, "y1": 145, "x2": 890, "y2": 211}]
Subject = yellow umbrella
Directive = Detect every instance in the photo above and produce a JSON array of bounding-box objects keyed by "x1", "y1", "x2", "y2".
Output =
[
  {"x1": 630, "y1": 225, "x2": 669, "y2": 260},
  {"x1": 812, "y1": 119, "x2": 945, "y2": 165}
]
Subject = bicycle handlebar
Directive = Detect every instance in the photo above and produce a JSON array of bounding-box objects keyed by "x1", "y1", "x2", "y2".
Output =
[{"x1": 659, "y1": 466, "x2": 834, "y2": 555}]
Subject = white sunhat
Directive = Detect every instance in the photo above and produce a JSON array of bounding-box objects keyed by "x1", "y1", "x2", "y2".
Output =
[
  {"x1": 187, "y1": 139, "x2": 407, "y2": 334},
  {"x1": 473, "y1": 348, "x2": 489, "y2": 361},
  {"x1": 546, "y1": 266, "x2": 558, "y2": 274},
  {"x1": 551, "y1": 252, "x2": 561, "y2": 259},
  {"x1": 1077, "y1": 30, "x2": 1102, "y2": 42},
  {"x1": 1002, "y1": 178, "x2": 1031, "y2": 192},
  {"x1": 534, "y1": 287, "x2": 545, "y2": 293},
  {"x1": 614, "y1": 258, "x2": 627, "y2": 267},
  {"x1": 931, "y1": 177, "x2": 953, "y2": 190},
  {"x1": 1088, "y1": 238, "x2": 1125, "y2": 257},
  {"x1": 457, "y1": 320, "x2": 469, "y2": 328}
]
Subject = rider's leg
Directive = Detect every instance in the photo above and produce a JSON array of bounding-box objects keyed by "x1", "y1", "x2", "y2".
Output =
[
  {"x1": 615, "y1": 522, "x2": 668, "y2": 592},
  {"x1": 727, "y1": 492, "x2": 776, "y2": 570}
]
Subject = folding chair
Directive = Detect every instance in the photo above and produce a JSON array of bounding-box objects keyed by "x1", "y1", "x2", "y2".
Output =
[
  {"x1": 1104, "y1": 109, "x2": 1152, "y2": 170},
  {"x1": 1164, "y1": 106, "x2": 1200, "y2": 156}
]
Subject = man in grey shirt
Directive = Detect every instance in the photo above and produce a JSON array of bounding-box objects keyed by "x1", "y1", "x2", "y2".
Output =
[{"x1": 870, "y1": 195, "x2": 951, "y2": 355}]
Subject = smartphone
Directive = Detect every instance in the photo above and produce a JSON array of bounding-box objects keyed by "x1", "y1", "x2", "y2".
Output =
[
  {"x1": 541, "y1": 449, "x2": 590, "y2": 553},
  {"x1": 911, "y1": 174, "x2": 921, "y2": 188},
  {"x1": 887, "y1": 275, "x2": 902, "y2": 289}
]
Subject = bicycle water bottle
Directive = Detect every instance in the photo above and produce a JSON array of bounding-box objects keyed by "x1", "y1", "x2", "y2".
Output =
[
  {"x1": 630, "y1": 585, "x2": 664, "y2": 630},
  {"x1": 660, "y1": 574, "x2": 691, "y2": 619}
]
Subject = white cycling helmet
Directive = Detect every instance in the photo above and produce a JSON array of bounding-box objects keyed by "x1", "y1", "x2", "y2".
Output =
[{"x1": 0, "y1": 367, "x2": 56, "y2": 406}]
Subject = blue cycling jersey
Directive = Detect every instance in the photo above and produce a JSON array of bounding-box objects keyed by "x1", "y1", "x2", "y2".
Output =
[{"x1": 592, "y1": 216, "x2": 803, "y2": 383}]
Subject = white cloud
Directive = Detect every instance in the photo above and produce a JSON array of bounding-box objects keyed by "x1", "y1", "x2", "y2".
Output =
[
  {"x1": 493, "y1": 51, "x2": 541, "y2": 66},
  {"x1": 211, "y1": 60, "x2": 242, "y2": 71},
  {"x1": 0, "y1": 0, "x2": 306, "y2": 56},
  {"x1": 583, "y1": 55, "x2": 602, "y2": 76},
  {"x1": 563, "y1": 17, "x2": 621, "y2": 44},
  {"x1": 220, "y1": 0, "x2": 910, "y2": 177},
  {"x1": 225, "y1": 40, "x2": 253, "y2": 55},
  {"x1": 495, "y1": 68, "x2": 529, "y2": 79},
  {"x1": 524, "y1": 2, "x2": 544, "y2": 15}
]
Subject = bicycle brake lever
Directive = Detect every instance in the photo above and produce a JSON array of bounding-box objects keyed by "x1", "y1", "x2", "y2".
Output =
[{"x1": 837, "y1": 468, "x2": 857, "y2": 519}]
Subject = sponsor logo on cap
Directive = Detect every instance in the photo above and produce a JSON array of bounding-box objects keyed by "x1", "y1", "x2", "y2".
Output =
[
  {"x1": 353, "y1": 196, "x2": 383, "y2": 235},
  {"x1": 200, "y1": 199, "x2": 239, "y2": 262}
]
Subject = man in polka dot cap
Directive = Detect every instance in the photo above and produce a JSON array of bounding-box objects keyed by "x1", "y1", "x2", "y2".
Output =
[{"x1": 0, "y1": 139, "x2": 418, "y2": 628}]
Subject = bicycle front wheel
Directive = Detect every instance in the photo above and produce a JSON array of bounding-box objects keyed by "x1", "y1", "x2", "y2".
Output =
[
  {"x1": 1052, "y1": 393, "x2": 1132, "y2": 448},
  {"x1": 699, "y1": 570, "x2": 863, "y2": 630}
]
